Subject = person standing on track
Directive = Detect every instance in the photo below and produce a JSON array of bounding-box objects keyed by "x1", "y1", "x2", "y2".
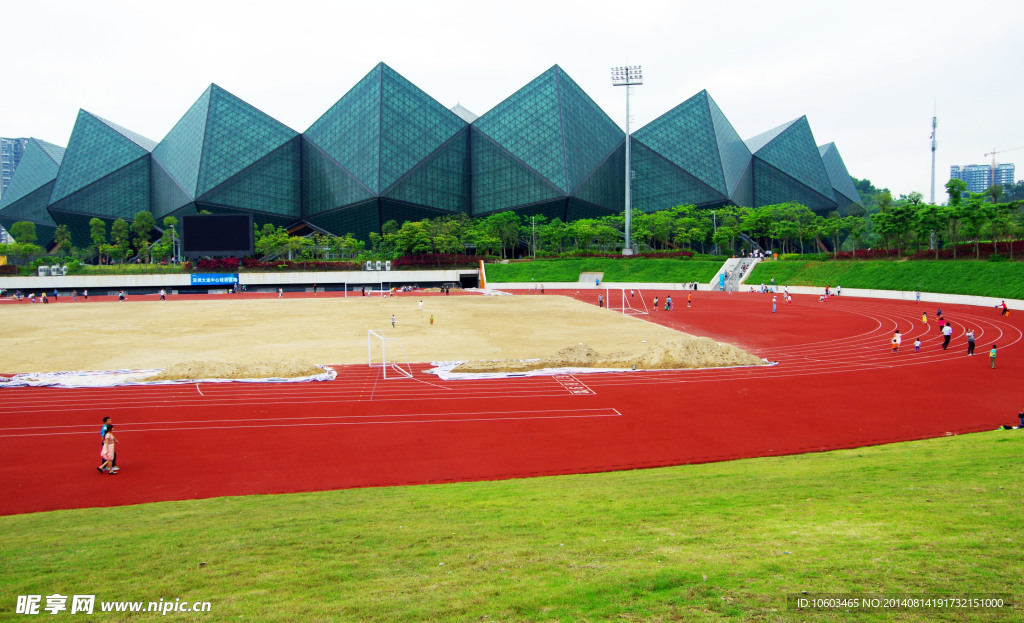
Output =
[
  {"x1": 942, "y1": 322, "x2": 953, "y2": 350},
  {"x1": 966, "y1": 329, "x2": 976, "y2": 355},
  {"x1": 652, "y1": 296, "x2": 659, "y2": 311},
  {"x1": 159, "y1": 288, "x2": 166, "y2": 301}
]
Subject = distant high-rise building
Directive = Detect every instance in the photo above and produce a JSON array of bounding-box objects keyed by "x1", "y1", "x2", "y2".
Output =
[
  {"x1": 950, "y1": 162, "x2": 1016, "y2": 194},
  {"x1": 1, "y1": 137, "x2": 30, "y2": 197}
]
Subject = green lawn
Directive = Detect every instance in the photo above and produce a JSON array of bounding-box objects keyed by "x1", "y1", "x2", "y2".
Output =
[
  {"x1": 484, "y1": 259, "x2": 722, "y2": 284},
  {"x1": 748, "y1": 260, "x2": 1024, "y2": 299},
  {"x1": 2, "y1": 431, "x2": 1020, "y2": 621}
]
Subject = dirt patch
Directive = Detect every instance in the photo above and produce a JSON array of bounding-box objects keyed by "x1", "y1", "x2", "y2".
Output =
[
  {"x1": 453, "y1": 337, "x2": 766, "y2": 373},
  {"x1": 139, "y1": 361, "x2": 325, "y2": 382}
]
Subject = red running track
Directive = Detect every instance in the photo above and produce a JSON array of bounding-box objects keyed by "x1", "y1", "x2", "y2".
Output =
[{"x1": 2, "y1": 289, "x2": 1020, "y2": 515}]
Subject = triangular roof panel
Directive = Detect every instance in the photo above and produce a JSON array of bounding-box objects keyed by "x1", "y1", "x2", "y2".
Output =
[
  {"x1": 196, "y1": 85, "x2": 298, "y2": 196},
  {"x1": 819, "y1": 142, "x2": 862, "y2": 208},
  {"x1": 748, "y1": 117, "x2": 833, "y2": 201},
  {"x1": 152, "y1": 85, "x2": 213, "y2": 197},
  {"x1": 50, "y1": 110, "x2": 154, "y2": 203},
  {"x1": 0, "y1": 138, "x2": 64, "y2": 210}
]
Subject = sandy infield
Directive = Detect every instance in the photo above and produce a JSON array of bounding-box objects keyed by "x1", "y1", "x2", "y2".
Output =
[{"x1": 1, "y1": 294, "x2": 707, "y2": 375}]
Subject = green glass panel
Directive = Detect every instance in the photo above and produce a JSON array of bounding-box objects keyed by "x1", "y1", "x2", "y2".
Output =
[
  {"x1": 470, "y1": 130, "x2": 564, "y2": 215},
  {"x1": 196, "y1": 86, "x2": 298, "y2": 196},
  {"x1": 473, "y1": 68, "x2": 566, "y2": 191},
  {"x1": 151, "y1": 161, "x2": 193, "y2": 218},
  {"x1": 631, "y1": 140, "x2": 725, "y2": 213},
  {"x1": 379, "y1": 199, "x2": 450, "y2": 227},
  {"x1": 379, "y1": 65, "x2": 466, "y2": 191},
  {"x1": 48, "y1": 210, "x2": 114, "y2": 249},
  {"x1": 633, "y1": 91, "x2": 727, "y2": 196},
  {"x1": 198, "y1": 138, "x2": 301, "y2": 218},
  {"x1": 566, "y1": 198, "x2": 617, "y2": 221},
  {"x1": 572, "y1": 141, "x2": 624, "y2": 213},
  {"x1": 557, "y1": 70, "x2": 624, "y2": 192},
  {"x1": 707, "y1": 94, "x2": 752, "y2": 196},
  {"x1": 49, "y1": 156, "x2": 151, "y2": 220},
  {"x1": 51, "y1": 111, "x2": 152, "y2": 203},
  {"x1": 152, "y1": 86, "x2": 211, "y2": 197},
  {"x1": 749, "y1": 117, "x2": 833, "y2": 200},
  {"x1": 304, "y1": 67, "x2": 382, "y2": 193},
  {"x1": 0, "y1": 139, "x2": 64, "y2": 209},
  {"x1": 0, "y1": 182, "x2": 57, "y2": 225},
  {"x1": 302, "y1": 138, "x2": 374, "y2": 217},
  {"x1": 307, "y1": 201, "x2": 380, "y2": 242},
  {"x1": 383, "y1": 129, "x2": 470, "y2": 214},
  {"x1": 818, "y1": 143, "x2": 862, "y2": 210},
  {"x1": 730, "y1": 160, "x2": 754, "y2": 208},
  {"x1": 752, "y1": 159, "x2": 837, "y2": 212}
]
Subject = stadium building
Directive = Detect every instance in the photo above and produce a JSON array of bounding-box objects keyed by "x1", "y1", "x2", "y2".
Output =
[{"x1": 0, "y1": 63, "x2": 862, "y2": 249}]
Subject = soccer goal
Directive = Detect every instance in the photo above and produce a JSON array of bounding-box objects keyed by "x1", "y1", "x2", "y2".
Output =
[
  {"x1": 367, "y1": 330, "x2": 413, "y2": 379},
  {"x1": 606, "y1": 288, "x2": 649, "y2": 315}
]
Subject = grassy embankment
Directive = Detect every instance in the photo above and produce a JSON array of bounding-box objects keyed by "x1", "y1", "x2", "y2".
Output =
[
  {"x1": 2, "y1": 432, "x2": 1021, "y2": 622},
  {"x1": 748, "y1": 260, "x2": 1024, "y2": 299},
  {"x1": 484, "y1": 258, "x2": 723, "y2": 284},
  {"x1": 486, "y1": 258, "x2": 1024, "y2": 299}
]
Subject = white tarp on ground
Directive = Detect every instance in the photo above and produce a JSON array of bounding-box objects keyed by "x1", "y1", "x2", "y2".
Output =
[
  {"x1": 464, "y1": 288, "x2": 512, "y2": 295},
  {"x1": 424, "y1": 359, "x2": 776, "y2": 381},
  {"x1": 0, "y1": 365, "x2": 337, "y2": 388}
]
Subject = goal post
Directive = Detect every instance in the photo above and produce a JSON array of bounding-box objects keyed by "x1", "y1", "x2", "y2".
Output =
[
  {"x1": 606, "y1": 288, "x2": 649, "y2": 315},
  {"x1": 367, "y1": 330, "x2": 413, "y2": 379}
]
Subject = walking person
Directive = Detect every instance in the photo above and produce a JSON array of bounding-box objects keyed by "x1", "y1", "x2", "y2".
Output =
[
  {"x1": 72, "y1": 289, "x2": 77, "y2": 302},
  {"x1": 990, "y1": 344, "x2": 997, "y2": 369},
  {"x1": 83, "y1": 289, "x2": 88, "y2": 301},
  {"x1": 159, "y1": 288, "x2": 166, "y2": 301},
  {"x1": 772, "y1": 296, "x2": 777, "y2": 314},
  {"x1": 98, "y1": 423, "x2": 118, "y2": 474},
  {"x1": 941, "y1": 322, "x2": 953, "y2": 350},
  {"x1": 894, "y1": 330, "x2": 902, "y2": 352},
  {"x1": 652, "y1": 296, "x2": 659, "y2": 311},
  {"x1": 391, "y1": 314, "x2": 396, "y2": 328},
  {"x1": 965, "y1": 329, "x2": 976, "y2": 355},
  {"x1": 914, "y1": 337, "x2": 921, "y2": 352}
]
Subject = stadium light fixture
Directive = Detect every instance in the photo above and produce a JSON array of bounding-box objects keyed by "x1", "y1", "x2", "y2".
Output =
[{"x1": 611, "y1": 65, "x2": 642, "y2": 255}]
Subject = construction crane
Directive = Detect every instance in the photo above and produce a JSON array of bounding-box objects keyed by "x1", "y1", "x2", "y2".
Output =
[{"x1": 984, "y1": 146, "x2": 1024, "y2": 188}]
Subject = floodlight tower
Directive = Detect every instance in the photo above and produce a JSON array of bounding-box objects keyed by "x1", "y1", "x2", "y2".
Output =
[{"x1": 612, "y1": 65, "x2": 643, "y2": 256}]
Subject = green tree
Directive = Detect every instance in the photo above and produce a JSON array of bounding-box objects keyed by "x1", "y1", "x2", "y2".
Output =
[
  {"x1": 915, "y1": 204, "x2": 947, "y2": 259},
  {"x1": 89, "y1": 218, "x2": 108, "y2": 263},
  {"x1": 844, "y1": 215, "x2": 868, "y2": 257},
  {"x1": 111, "y1": 219, "x2": 131, "y2": 263},
  {"x1": 9, "y1": 221, "x2": 37, "y2": 244},
  {"x1": 945, "y1": 178, "x2": 968, "y2": 207},
  {"x1": 52, "y1": 224, "x2": 72, "y2": 257},
  {"x1": 131, "y1": 211, "x2": 156, "y2": 262}
]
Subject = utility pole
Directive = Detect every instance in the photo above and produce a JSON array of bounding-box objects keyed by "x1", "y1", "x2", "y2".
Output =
[{"x1": 930, "y1": 104, "x2": 937, "y2": 204}]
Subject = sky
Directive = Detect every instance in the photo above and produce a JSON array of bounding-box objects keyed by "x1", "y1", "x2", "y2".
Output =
[{"x1": 2, "y1": 0, "x2": 1022, "y2": 201}]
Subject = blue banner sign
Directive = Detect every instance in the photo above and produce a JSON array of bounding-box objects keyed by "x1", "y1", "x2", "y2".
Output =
[{"x1": 191, "y1": 273, "x2": 239, "y2": 286}]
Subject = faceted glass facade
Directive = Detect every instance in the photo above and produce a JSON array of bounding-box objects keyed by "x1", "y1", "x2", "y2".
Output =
[
  {"x1": 746, "y1": 117, "x2": 836, "y2": 212},
  {"x1": 818, "y1": 143, "x2": 863, "y2": 215},
  {"x1": 6, "y1": 62, "x2": 860, "y2": 249},
  {"x1": 0, "y1": 138, "x2": 65, "y2": 245},
  {"x1": 472, "y1": 65, "x2": 625, "y2": 218}
]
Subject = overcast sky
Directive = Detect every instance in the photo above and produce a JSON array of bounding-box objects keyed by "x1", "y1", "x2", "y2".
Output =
[{"x1": 2, "y1": 0, "x2": 1021, "y2": 201}]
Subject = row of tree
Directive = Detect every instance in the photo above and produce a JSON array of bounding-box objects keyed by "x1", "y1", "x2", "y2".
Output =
[{"x1": 3, "y1": 179, "x2": 1023, "y2": 265}]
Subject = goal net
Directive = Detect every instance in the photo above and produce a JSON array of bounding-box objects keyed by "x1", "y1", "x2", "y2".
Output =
[
  {"x1": 367, "y1": 330, "x2": 413, "y2": 379},
  {"x1": 606, "y1": 288, "x2": 649, "y2": 315}
]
